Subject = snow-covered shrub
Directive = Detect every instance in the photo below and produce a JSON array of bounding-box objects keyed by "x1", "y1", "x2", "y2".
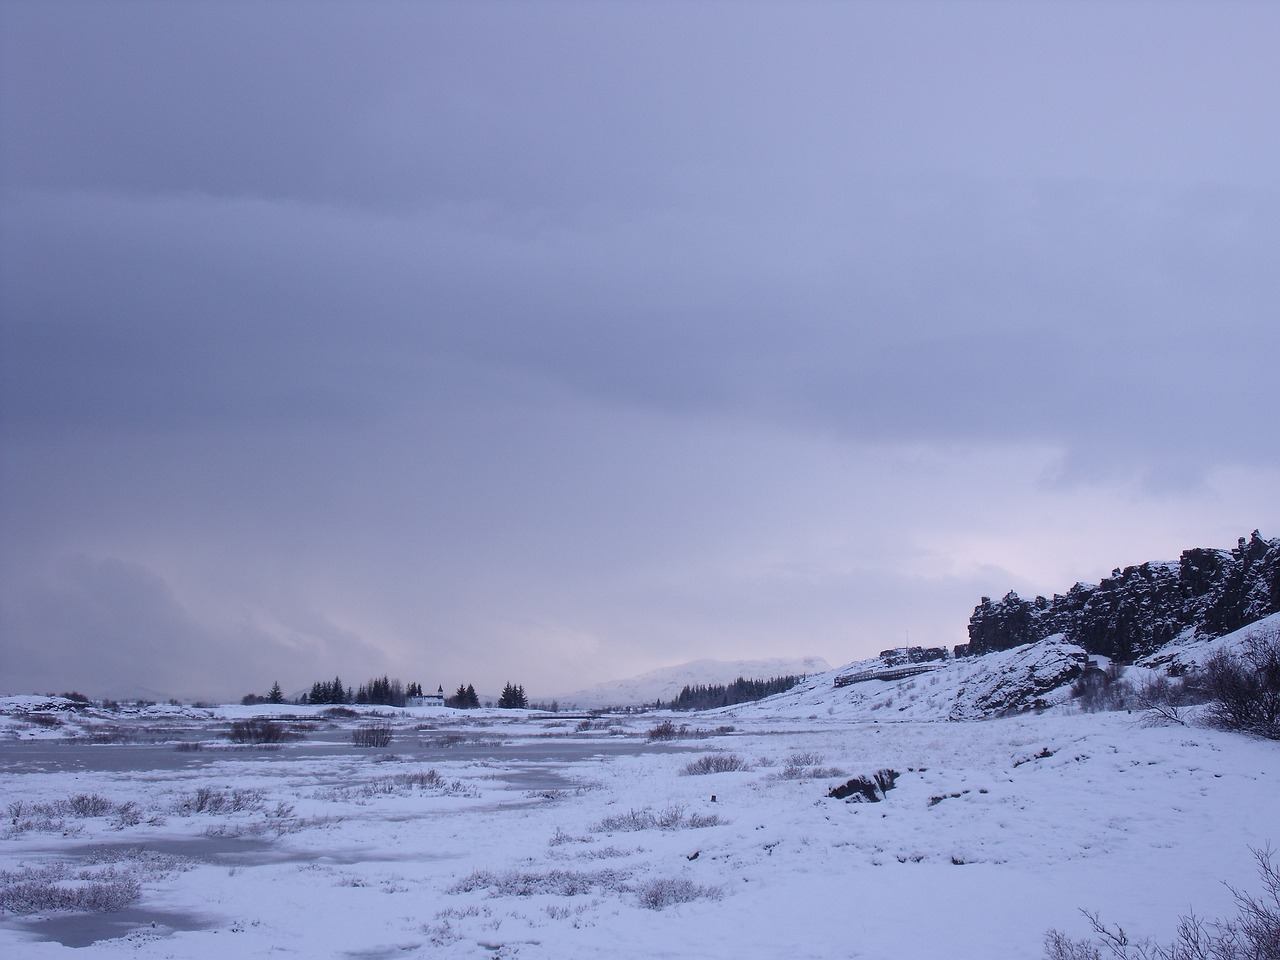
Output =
[
  {"x1": 66, "y1": 793, "x2": 112, "y2": 817},
  {"x1": 1072, "y1": 664, "x2": 1130, "y2": 713},
  {"x1": 1202, "y1": 631, "x2": 1280, "y2": 740},
  {"x1": 680, "y1": 753, "x2": 752, "y2": 775},
  {"x1": 112, "y1": 801, "x2": 143, "y2": 828},
  {"x1": 228, "y1": 719, "x2": 300, "y2": 744},
  {"x1": 173, "y1": 787, "x2": 266, "y2": 816},
  {"x1": 548, "y1": 826, "x2": 587, "y2": 846},
  {"x1": 4, "y1": 794, "x2": 145, "y2": 836},
  {"x1": 787, "y1": 751, "x2": 825, "y2": 766},
  {"x1": 773, "y1": 753, "x2": 845, "y2": 781},
  {"x1": 448, "y1": 868, "x2": 628, "y2": 897},
  {"x1": 0, "y1": 864, "x2": 141, "y2": 914},
  {"x1": 1044, "y1": 846, "x2": 1280, "y2": 960},
  {"x1": 591, "y1": 805, "x2": 723, "y2": 833},
  {"x1": 635, "y1": 876, "x2": 723, "y2": 910}
]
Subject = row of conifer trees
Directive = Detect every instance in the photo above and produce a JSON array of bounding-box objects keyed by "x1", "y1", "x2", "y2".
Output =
[{"x1": 246, "y1": 678, "x2": 517, "y2": 708}]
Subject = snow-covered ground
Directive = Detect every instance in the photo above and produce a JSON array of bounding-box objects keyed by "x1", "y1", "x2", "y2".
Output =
[
  {"x1": 0, "y1": 692, "x2": 1276, "y2": 959},
  {"x1": 2, "y1": 617, "x2": 1277, "y2": 958}
]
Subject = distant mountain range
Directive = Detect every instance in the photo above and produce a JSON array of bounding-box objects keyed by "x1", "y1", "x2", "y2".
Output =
[{"x1": 555, "y1": 656, "x2": 831, "y2": 709}]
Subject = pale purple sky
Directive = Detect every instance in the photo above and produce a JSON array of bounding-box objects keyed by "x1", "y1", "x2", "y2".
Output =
[{"x1": 2, "y1": 1, "x2": 1277, "y2": 701}]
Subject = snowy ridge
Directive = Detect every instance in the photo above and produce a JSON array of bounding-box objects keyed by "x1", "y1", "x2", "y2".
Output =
[
  {"x1": 555, "y1": 656, "x2": 831, "y2": 708},
  {"x1": 1139, "y1": 610, "x2": 1280, "y2": 671},
  {"x1": 722, "y1": 638, "x2": 1088, "y2": 722},
  {"x1": 724, "y1": 613, "x2": 1280, "y2": 722}
]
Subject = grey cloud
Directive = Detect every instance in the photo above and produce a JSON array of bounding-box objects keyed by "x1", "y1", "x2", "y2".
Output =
[
  {"x1": 5, "y1": 3, "x2": 1277, "y2": 210},
  {"x1": 3, "y1": 2, "x2": 1278, "y2": 699},
  {"x1": 5, "y1": 176, "x2": 1274, "y2": 478},
  {"x1": 0, "y1": 555, "x2": 390, "y2": 701}
]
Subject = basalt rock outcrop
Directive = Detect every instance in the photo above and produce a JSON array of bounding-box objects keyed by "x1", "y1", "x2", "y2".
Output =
[{"x1": 964, "y1": 531, "x2": 1280, "y2": 662}]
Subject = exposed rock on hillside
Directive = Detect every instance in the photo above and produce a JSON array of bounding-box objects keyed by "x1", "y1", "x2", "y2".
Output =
[
  {"x1": 965, "y1": 531, "x2": 1280, "y2": 662},
  {"x1": 947, "y1": 639, "x2": 1088, "y2": 720}
]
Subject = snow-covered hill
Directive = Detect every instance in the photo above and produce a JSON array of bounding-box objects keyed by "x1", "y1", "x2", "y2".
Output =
[
  {"x1": 1139, "y1": 610, "x2": 1280, "y2": 672},
  {"x1": 722, "y1": 612, "x2": 1280, "y2": 723},
  {"x1": 555, "y1": 656, "x2": 831, "y2": 708},
  {"x1": 721, "y1": 639, "x2": 1086, "y2": 722}
]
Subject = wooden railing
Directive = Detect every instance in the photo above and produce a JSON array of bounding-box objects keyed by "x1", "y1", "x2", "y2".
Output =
[{"x1": 833, "y1": 663, "x2": 941, "y2": 688}]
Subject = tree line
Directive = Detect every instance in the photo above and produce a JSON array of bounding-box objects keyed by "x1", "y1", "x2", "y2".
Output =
[
  {"x1": 242, "y1": 678, "x2": 525, "y2": 709},
  {"x1": 242, "y1": 676, "x2": 426, "y2": 707},
  {"x1": 669, "y1": 675, "x2": 803, "y2": 711}
]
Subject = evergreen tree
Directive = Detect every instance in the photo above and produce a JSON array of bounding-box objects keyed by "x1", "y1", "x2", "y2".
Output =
[
  {"x1": 670, "y1": 675, "x2": 803, "y2": 711},
  {"x1": 267, "y1": 681, "x2": 284, "y2": 704},
  {"x1": 498, "y1": 682, "x2": 528, "y2": 709},
  {"x1": 331, "y1": 676, "x2": 347, "y2": 704},
  {"x1": 447, "y1": 683, "x2": 480, "y2": 708}
]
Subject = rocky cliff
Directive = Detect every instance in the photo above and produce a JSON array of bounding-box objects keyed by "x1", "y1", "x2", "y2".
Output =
[{"x1": 964, "y1": 531, "x2": 1280, "y2": 662}]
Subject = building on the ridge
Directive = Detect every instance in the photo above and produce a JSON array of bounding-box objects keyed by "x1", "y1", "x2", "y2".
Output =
[{"x1": 406, "y1": 685, "x2": 446, "y2": 708}]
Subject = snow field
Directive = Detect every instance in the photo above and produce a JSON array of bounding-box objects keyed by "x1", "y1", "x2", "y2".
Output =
[{"x1": 1, "y1": 707, "x2": 1275, "y2": 959}]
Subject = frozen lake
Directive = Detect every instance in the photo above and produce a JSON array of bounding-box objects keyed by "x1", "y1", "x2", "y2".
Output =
[{"x1": 0, "y1": 733, "x2": 696, "y2": 778}]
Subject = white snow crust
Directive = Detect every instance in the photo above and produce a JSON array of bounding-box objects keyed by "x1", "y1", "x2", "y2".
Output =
[{"x1": 1, "y1": 620, "x2": 1276, "y2": 959}]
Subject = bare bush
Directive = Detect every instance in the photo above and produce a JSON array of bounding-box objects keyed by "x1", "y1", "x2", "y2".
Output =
[
  {"x1": 1044, "y1": 846, "x2": 1280, "y2": 960},
  {"x1": 0, "y1": 865, "x2": 141, "y2": 915},
  {"x1": 591, "y1": 805, "x2": 724, "y2": 833},
  {"x1": 174, "y1": 787, "x2": 266, "y2": 816},
  {"x1": 647, "y1": 720, "x2": 680, "y2": 741},
  {"x1": 4, "y1": 794, "x2": 141, "y2": 836},
  {"x1": 1072, "y1": 665, "x2": 1130, "y2": 714},
  {"x1": 112, "y1": 801, "x2": 143, "y2": 828},
  {"x1": 772, "y1": 753, "x2": 845, "y2": 781},
  {"x1": 635, "y1": 876, "x2": 723, "y2": 910},
  {"x1": 1131, "y1": 674, "x2": 1201, "y2": 727},
  {"x1": 548, "y1": 826, "x2": 588, "y2": 846},
  {"x1": 1202, "y1": 631, "x2": 1280, "y2": 740},
  {"x1": 66, "y1": 793, "x2": 113, "y2": 817},
  {"x1": 680, "y1": 753, "x2": 753, "y2": 775},
  {"x1": 448, "y1": 868, "x2": 628, "y2": 897},
  {"x1": 357, "y1": 770, "x2": 449, "y2": 796},
  {"x1": 392, "y1": 769, "x2": 444, "y2": 789},
  {"x1": 318, "y1": 769, "x2": 471, "y2": 802},
  {"x1": 787, "y1": 751, "x2": 825, "y2": 766},
  {"x1": 228, "y1": 719, "x2": 300, "y2": 745},
  {"x1": 352, "y1": 723, "x2": 393, "y2": 748}
]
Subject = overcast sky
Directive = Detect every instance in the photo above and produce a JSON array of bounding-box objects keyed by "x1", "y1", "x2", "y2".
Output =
[{"x1": 2, "y1": 1, "x2": 1277, "y2": 702}]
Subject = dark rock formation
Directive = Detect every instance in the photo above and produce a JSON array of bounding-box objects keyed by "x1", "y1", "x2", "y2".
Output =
[
  {"x1": 966, "y1": 531, "x2": 1280, "y2": 662},
  {"x1": 947, "y1": 640, "x2": 1088, "y2": 719},
  {"x1": 829, "y1": 769, "x2": 899, "y2": 802}
]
